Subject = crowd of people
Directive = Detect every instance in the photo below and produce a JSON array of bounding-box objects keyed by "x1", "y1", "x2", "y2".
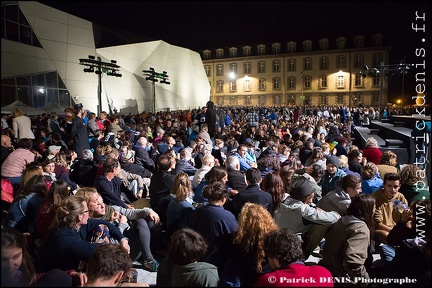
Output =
[{"x1": 1, "y1": 101, "x2": 430, "y2": 287}]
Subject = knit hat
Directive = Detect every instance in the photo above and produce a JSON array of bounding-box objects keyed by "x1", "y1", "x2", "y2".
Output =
[
  {"x1": 289, "y1": 175, "x2": 319, "y2": 198},
  {"x1": 326, "y1": 156, "x2": 340, "y2": 168}
]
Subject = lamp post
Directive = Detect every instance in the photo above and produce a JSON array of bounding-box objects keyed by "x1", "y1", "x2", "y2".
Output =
[
  {"x1": 79, "y1": 55, "x2": 122, "y2": 116},
  {"x1": 358, "y1": 62, "x2": 411, "y2": 117},
  {"x1": 143, "y1": 68, "x2": 170, "y2": 113}
]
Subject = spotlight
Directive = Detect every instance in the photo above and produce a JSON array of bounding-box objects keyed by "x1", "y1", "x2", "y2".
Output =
[
  {"x1": 83, "y1": 67, "x2": 94, "y2": 73},
  {"x1": 111, "y1": 60, "x2": 117, "y2": 64},
  {"x1": 88, "y1": 55, "x2": 95, "y2": 60}
]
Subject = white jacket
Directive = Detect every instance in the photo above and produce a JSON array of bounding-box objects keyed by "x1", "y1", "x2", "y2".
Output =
[{"x1": 12, "y1": 115, "x2": 35, "y2": 140}]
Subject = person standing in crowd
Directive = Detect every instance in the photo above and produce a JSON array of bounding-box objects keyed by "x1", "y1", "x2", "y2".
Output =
[
  {"x1": 205, "y1": 100, "x2": 217, "y2": 140},
  {"x1": 69, "y1": 103, "x2": 90, "y2": 158},
  {"x1": 12, "y1": 108, "x2": 35, "y2": 141},
  {"x1": 255, "y1": 228, "x2": 334, "y2": 287}
]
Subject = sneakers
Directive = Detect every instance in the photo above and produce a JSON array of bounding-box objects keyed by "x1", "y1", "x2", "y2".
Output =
[{"x1": 142, "y1": 259, "x2": 159, "y2": 272}]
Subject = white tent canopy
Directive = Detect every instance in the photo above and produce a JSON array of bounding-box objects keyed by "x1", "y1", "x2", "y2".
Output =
[
  {"x1": 1, "y1": 100, "x2": 45, "y2": 116},
  {"x1": 42, "y1": 100, "x2": 66, "y2": 115}
]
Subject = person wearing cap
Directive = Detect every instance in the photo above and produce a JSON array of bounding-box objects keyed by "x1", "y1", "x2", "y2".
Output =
[
  {"x1": 274, "y1": 173, "x2": 341, "y2": 256},
  {"x1": 319, "y1": 155, "x2": 347, "y2": 197},
  {"x1": 119, "y1": 148, "x2": 152, "y2": 180}
]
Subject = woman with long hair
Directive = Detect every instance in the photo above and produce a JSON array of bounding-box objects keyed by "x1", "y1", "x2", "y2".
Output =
[
  {"x1": 322, "y1": 194, "x2": 376, "y2": 281},
  {"x1": 207, "y1": 202, "x2": 278, "y2": 287},
  {"x1": 260, "y1": 171, "x2": 286, "y2": 216},
  {"x1": 35, "y1": 180, "x2": 70, "y2": 241},
  {"x1": 1, "y1": 226, "x2": 85, "y2": 286}
]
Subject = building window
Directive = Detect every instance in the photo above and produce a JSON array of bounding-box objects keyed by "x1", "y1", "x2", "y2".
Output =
[
  {"x1": 319, "y1": 38, "x2": 329, "y2": 50},
  {"x1": 319, "y1": 75, "x2": 328, "y2": 89},
  {"x1": 355, "y1": 74, "x2": 364, "y2": 87},
  {"x1": 373, "y1": 75, "x2": 380, "y2": 86},
  {"x1": 1, "y1": 71, "x2": 71, "y2": 108},
  {"x1": 272, "y1": 43, "x2": 281, "y2": 54},
  {"x1": 336, "y1": 55, "x2": 346, "y2": 69},
  {"x1": 336, "y1": 37, "x2": 346, "y2": 49},
  {"x1": 204, "y1": 65, "x2": 211, "y2": 77},
  {"x1": 259, "y1": 95, "x2": 266, "y2": 106},
  {"x1": 216, "y1": 48, "x2": 224, "y2": 58},
  {"x1": 288, "y1": 59, "x2": 296, "y2": 71},
  {"x1": 372, "y1": 34, "x2": 383, "y2": 47},
  {"x1": 244, "y1": 95, "x2": 252, "y2": 106},
  {"x1": 216, "y1": 80, "x2": 224, "y2": 93},
  {"x1": 243, "y1": 46, "x2": 251, "y2": 56},
  {"x1": 1, "y1": 3, "x2": 42, "y2": 48},
  {"x1": 288, "y1": 94, "x2": 296, "y2": 105},
  {"x1": 303, "y1": 94, "x2": 312, "y2": 105},
  {"x1": 258, "y1": 61, "x2": 266, "y2": 73},
  {"x1": 203, "y1": 50, "x2": 212, "y2": 60},
  {"x1": 272, "y1": 60, "x2": 280, "y2": 72},
  {"x1": 243, "y1": 62, "x2": 251, "y2": 74},
  {"x1": 319, "y1": 94, "x2": 328, "y2": 105},
  {"x1": 216, "y1": 64, "x2": 224, "y2": 76},
  {"x1": 319, "y1": 56, "x2": 329, "y2": 70},
  {"x1": 257, "y1": 44, "x2": 266, "y2": 55},
  {"x1": 259, "y1": 78, "x2": 266, "y2": 91},
  {"x1": 244, "y1": 79, "x2": 251, "y2": 92},
  {"x1": 372, "y1": 92, "x2": 379, "y2": 102},
  {"x1": 229, "y1": 47, "x2": 238, "y2": 57},
  {"x1": 287, "y1": 76, "x2": 296, "y2": 89},
  {"x1": 229, "y1": 96, "x2": 237, "y2": 105},
  {"x1": 273, "y1": 95, "x2": 281, "y2": 105},
  {"x1": 304, "y1": 75, "x2": 312, "y2": 89},
  {"x1": 354, "y1": 54, "x2": 364, "y2": 68},
  {"x1": 302, "y1": 40, "x2": 312, "y2": 52},
  {"x1": 354, "y1": 35, "x2": 365, "y2": 48},
  {"x1": 230, "y1": 80, "x2": 237, "y2": 92},
  {"x1": 216, "y1": 96, "x2": 224, "y2": 106},
  {"x1": 303, "y1": 57, "x2": 312, "y2": 70},
  {"x1": 230, "y1": 63, "x2": 237, "y2": 74},
  {"x1": 336, "y1": 75, "x2": 345, "y2": 88},
  {"x1": 372, "y1": 53, "x2": 383, "y2": 67},
  {"x1": 353, "y1": 93, "x2": 363, "y2": 105},
  {"x1": 337, "y1": 93, "x2": 345, "y2": 105},
  {"x1": 287, "y1": 41, "x2": 296, "y2": 53},
  {"x1": 273, "y1": 77, "x2": 281, "y2": 90}
]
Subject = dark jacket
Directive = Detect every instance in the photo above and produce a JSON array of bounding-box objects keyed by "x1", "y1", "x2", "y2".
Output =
[
  {"x1": 149, "y1": 169, "x2": 177, "y2": 223},
  {"x1": 70, "y1": 116, "x2": 90, "y2": 158},
  {"x1": 205, "y1": 101, "x2": 217, "y2": 139},
  {"x1": 120, "y1": 161, "x2": 152, "y2": 178},
  {"x1": 36, "y1": 218, "x2": 125, "y2": 272},
  {"x1": 227, "y1": 169, "x2": 247, "y2": 192},
  {"x1": 69, "y1": 159, "x2": 99, "y2": 187},
  {"x1": 227, "y1": 184, "x2": 273, "y2": 219},
  {"x1": 133, "y1": 145, "x2": 155, "y2": 173},
  {"x1": 173, "y1": 158, "x2": 198, "y2": 176},
  {"x1": 94, "y1": 175, "x2": 128, "y2": 208}
]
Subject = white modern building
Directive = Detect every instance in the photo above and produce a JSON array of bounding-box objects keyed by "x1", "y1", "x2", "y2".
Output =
[{"x1": 1, "y1": 1, "x2": 210, "y2": 115}]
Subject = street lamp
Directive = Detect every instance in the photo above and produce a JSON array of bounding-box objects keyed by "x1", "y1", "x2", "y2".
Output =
[
  {"x1": 358, "y1": 62, "x2": 411, "y2": 117},
  {"x1": 143, "y1": 68, "x2": 170, "y2": 113},
  {"x1": 79, "y1": 55, "x2": 121, "y2": 116}
]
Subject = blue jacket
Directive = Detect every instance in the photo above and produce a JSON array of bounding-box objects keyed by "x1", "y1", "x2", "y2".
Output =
[
  {"x1": 320, "y1": 168, "x2": 347, "y2": 197},
  {"x1": 362, "y1": 176, "x2": 383, "y2": 195},
  {"x1": 36, "y1": 218, "x2": 125, "y2": 272},
  {"x1": 7, "y1": 192, "x2": 44, "y2": 234}
]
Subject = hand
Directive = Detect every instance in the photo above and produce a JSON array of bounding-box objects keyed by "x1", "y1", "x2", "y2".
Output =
[
  {"x1": 230, "y1": 189, "x2": 239, "y2": 195},
  {"x1": 70, "y1": 271, "x2": 88, "y2": 287},
  {"x1": 119, "y1": 214, "x2": 128, "y2": 224},
  {"x1": 120, "y1": 238, "x2": 130, "y2": 254},
  {"x1": 401, "y1": 208, "x2": 413, "y2": 223},
  {"x1": 111, "y1": 211, "x2": 120, "y2": 222},
  {"x1": 126, "y1": 204, "x2": 134, "y2": 209},
  {"x1": 148, "y1": 209, "x2": 160, "y2": 224}
]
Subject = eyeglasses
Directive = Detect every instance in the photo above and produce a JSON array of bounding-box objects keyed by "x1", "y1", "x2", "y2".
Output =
[{"x1": 80, "y1": 210, "x2": 90, "y2": 214}]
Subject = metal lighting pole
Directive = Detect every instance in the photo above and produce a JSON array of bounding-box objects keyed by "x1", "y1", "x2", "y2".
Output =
[
  {"x1": 143, "y1": 68, "x2": 170, "y2": 113},
  {"x1": 79, "y1": 55, "x2": 122, "y2": 116},
  {"x1": 358, "y1": 61, "x2": 411, "y2": 116}
]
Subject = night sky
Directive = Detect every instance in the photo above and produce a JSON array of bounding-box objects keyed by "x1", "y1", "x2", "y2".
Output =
[{"x1": 38, "y1": 1, "x2": 431, "y2": 102}]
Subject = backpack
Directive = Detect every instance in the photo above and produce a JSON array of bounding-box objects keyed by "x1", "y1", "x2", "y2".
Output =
[{"x1": 1, "y1": 179, "x2": 15, "y2": 204}]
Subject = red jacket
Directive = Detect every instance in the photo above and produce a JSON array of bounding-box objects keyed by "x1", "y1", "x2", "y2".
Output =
[{"x1": 255, "y1": 263, "x2": 334, "y2": 287}]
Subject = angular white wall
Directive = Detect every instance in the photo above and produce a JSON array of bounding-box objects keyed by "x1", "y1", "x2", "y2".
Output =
[{"x1": 1, "y1": 1, "x2": 210, "y2": 113}]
